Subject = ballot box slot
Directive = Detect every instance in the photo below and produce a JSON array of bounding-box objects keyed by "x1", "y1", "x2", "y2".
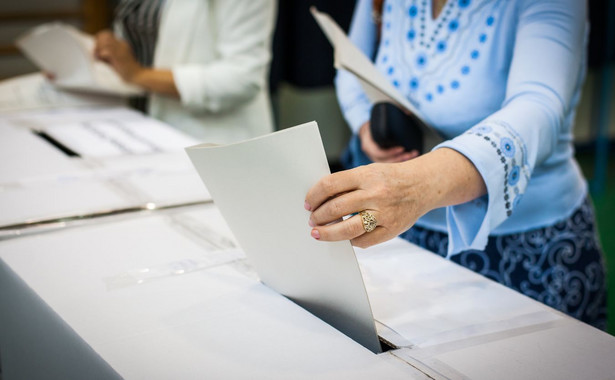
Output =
[
  {"x1": 33, "y1": 130, "x2": 80, "y2": 157},
  {"x1": 379, "y1": 337, "x2": 396, "y2": 352}
]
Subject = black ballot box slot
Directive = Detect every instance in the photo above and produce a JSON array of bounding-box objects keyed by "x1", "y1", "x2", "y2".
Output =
[{"x1": 33, "y1": 130, "x2": 80, "y2": 158}]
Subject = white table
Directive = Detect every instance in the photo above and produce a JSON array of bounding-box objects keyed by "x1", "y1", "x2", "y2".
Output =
[
  {"x1": 1, "y1": 205, "x2": 614, "y2": 380},
  {"x1": 1, "y1": 102, "x2": 614, "y2": 380}
]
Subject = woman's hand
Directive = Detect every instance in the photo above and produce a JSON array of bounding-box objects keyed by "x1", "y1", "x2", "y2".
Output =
[
  {"x1": 305, "y1": 161, "x2": 430, "y2": 248},
  {"x1": 94, "y1": 30, "x2": 143, "y2": 82},
  {"x1": 358, "y1": 122, "x2": 419, "y2": 163},
  {"x1": 305, "y1": 148, "x2": 487, "y2": 248}
]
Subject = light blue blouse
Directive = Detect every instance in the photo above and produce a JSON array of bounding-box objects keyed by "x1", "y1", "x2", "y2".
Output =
[{"x1": 336, "y1": 0, "x2": 589, "y2": 256}]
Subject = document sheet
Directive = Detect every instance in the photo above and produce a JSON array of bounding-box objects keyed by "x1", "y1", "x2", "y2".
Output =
[
  {"x1": 16, "y1": 23, "x2": 143, "y2": 96},
  {"x1": 186, "y1": 122, "x2": 382, "y2": 353},
  {"x1": 311, "y1": 8, "x2": 442, "y2": 150}
]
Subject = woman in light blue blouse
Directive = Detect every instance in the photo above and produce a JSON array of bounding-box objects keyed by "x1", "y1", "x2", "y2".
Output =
[{"x1": 305, "y1": 0, "x2": 606, "y2": 328}]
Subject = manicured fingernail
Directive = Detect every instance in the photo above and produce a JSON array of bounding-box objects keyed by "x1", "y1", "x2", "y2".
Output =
[
  {"x1": 304, "y1": 201, "x2": 311, "y2": 211},
  {"x1": 311, "y1": 229, "x2": 320, "y2": 240},
  {"x1": 308, "y1": 218, "x2": 315, "y2": 227}
]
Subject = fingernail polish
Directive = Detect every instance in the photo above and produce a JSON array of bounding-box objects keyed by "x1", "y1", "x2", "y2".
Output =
[
  {"x1": 304, "y1": 201, "x2": 311, "y2": 211},
  {"x1": 308, "y1": 219, "x2": 315, "y2": 227},
  {"x1": 311, "y1": 229, "x2": 320, "y2": 240}
]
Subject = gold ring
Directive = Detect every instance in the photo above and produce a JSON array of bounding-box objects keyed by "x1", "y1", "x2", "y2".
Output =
[{"x1": 360, "y1": 210, "x2": 377, "y2": 233}]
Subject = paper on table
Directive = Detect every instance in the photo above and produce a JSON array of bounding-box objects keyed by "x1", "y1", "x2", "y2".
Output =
[
  {"x1": 186, "y1": 122, "x2": 382, "y2": 353},
  {"x1": 43, "y1": 118, "x2": 199, "y2": 158},
  {"x1": 16, "y1": 23, "x2": 143, "y2": 97},
  {"x1": 310, "y1": 7, "x2": 442, "y2": 150},
  {"x1": 0, "y1": 74, "x2": 124, "y2": 113}
]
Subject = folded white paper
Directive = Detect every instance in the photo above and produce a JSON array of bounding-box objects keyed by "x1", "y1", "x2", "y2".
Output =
[
  {"x1": 311, "y1": 8, "x2": 442, "y2": 150},
  {"x1": 16, "y1": 23, "x2": 143, "y2": 97},
  {"x1": 186, "y1": 122, "x2": 382, "y2": 353}
]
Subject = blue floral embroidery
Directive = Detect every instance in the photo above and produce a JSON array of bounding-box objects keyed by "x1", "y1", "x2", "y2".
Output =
[
  {"x1": 500, "y1": 137, "x2": 515, "y2": 157},
  {"x1": 416, "y1": 53, "x2": 428, "y2": 67},
  {"x1": 509, "y1": 165, "x2": 520, "y2": 185},
  {"x1": 467, "y1": 122, "x2": 530, "y2": 218},
  {"x1": 395, "y1": 0, "x2": 496, "y2": 102},
  {"x1": 410, "y1": 77, "x2": 420, "y2": 90},
  {"x1": 513, "y1": 194, "x2": 523, "y2": 208},
  {"x1": 475, "y1": 125, "x2": 492, "y2": 134},
  {"x1": 437, "y1": 40, "x2": 447, "y2": 52},
  {"x1": 449, "y1": 19, "x2": 459, "y2": 31}
]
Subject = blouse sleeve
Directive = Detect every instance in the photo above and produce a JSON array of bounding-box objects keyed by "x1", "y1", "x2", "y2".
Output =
[
  {"x1": 435, "y1": 0, "x2": 587, "y2": 255},
  {"x1": 334, "y1": 0, "x2": 378, "y2": 134},
  {"x1": 172, "y1": 0, "x2": 275, "y2": 113}
]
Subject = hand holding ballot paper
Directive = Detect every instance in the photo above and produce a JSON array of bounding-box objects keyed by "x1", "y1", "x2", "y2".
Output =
[
  {"x1": 16, "y1": 23, "x2": 143, "y2": 96},
  {"x1": 187, "y1": 122, "x2": 383, "y2": 353}
]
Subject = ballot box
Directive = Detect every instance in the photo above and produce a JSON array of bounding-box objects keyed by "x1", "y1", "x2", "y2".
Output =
[
  {"x1": 0, "y1": 205, "x2": 426, "y2": 380},
  {"x1": 2, "y1": 205, "x2": 615, "y2": 380}
]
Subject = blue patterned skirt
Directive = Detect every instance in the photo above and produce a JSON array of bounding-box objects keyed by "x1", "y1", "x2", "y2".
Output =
[{"x1": 400, "y1": 197, "x2": 607, "y2": 330}]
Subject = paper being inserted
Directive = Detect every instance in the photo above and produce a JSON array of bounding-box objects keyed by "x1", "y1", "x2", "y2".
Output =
[{"x1": 185, "y1": 122, "x2": 382, "y2": 353}]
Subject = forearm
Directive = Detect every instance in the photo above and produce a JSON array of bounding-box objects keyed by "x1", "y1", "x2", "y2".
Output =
[{"x1": 129, "y1": 68, "x2": 179, "y2": 98}]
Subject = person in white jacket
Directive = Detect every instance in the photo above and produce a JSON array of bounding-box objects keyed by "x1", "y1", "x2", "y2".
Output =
[{"x1": 95, "y1": 0, "x2": 275, "y2": 144}]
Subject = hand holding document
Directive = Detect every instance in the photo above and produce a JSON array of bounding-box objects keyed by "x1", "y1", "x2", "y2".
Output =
[
  {"x1": 186, "y1": 122, "x2": 382, "y2": 353},
  {"x1": 16, "y1": 23, "x2": 143, "y2": 97},
  {"x1": 310, "y1": 7, "x2": 442, "y2": 151}
]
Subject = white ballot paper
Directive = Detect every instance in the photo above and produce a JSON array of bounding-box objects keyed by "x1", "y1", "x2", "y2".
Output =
[
  {"x1": 311, "y1": 7, "x2": 442, "y2": 150},
  {"x1": 16, "y1": 23, "x2": 143, "y2": 97},
  {"x1": 186, "y1": 122, "x2": 382, "y2": 353}
]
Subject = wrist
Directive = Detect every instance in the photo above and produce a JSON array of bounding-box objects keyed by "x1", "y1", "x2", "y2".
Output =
[
  {"x1": 413, "y1": 148, "x2": 486, "y2": 211},
  {"x1": 394, "y1": 158, "x2": 438, "y2": 218},
  {"x1": 125, "y1": 64, "x2": 146, "y2": 84}
]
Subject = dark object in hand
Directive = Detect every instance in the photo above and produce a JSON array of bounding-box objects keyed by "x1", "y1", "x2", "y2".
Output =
[{"x1": 370, "y1": 102, "x2": 424, "y2": 154}]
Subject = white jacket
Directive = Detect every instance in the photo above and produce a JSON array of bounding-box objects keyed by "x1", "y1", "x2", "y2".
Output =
[{"x1": 121, "y1": 0, "x2": 276, "y2": 144}]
